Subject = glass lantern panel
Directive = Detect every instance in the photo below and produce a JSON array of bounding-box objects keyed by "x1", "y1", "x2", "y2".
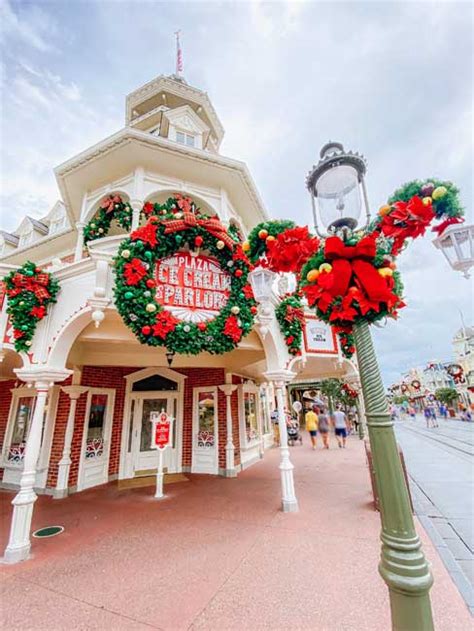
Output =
[
  {"x1": 454, "y1": 229, "x2": 473, "y2": 261},
  {"x1": 439, "y1": 234, "x2": 456, "y2": 265},
  {"x1": 316, "y1": 165, "x2": 362, "y2": 230}
]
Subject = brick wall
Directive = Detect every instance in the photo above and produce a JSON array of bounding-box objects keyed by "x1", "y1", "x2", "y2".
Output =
[{"x1": 46, "y1": 365, "x2": 232, "y2": 491}]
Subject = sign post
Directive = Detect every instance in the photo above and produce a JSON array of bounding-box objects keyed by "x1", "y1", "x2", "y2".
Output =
[{"x1": 150, "y1": 410, "x2": 174, "y2": 499}]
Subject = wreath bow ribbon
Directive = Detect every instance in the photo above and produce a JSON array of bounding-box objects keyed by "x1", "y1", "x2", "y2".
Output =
[
  {"x1": 8, "y1": 273, "x2": 50, "y2": 302},
  {"x1": 102, "y1": 195, "x2": 122, "y2": 213},
  {"x1": 163, "y1": 212, "x2": 235, "y2": 249},
  {"x1": 323, "y1": 236, "x2": 393, "y2": 306}
]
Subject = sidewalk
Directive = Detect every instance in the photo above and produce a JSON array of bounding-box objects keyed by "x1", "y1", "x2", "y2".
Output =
[{"x1": 1, "y1": 436, "x2": 472, "y2": 630}]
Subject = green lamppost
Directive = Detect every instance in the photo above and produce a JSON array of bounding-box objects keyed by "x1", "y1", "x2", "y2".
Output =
[{"x1": 306, "y1": 143, "x2": 434, "y2": 630}]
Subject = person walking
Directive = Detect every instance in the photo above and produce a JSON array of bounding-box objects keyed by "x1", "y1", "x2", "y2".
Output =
[
  {"x1": 333, "y1": 406, "x2": 348, "y2": 448},
  {"x1": 429, "y1": 404, "x2": 439, "y2": 428},
  {"x1": 318, "y1": 407, "x2": 330, "y2": 449},
  {"x1": 305, "y1": 405, "x2": 319, "y2": 450},
  {"x1": 424, "y1": 406, "x2": 433, "y2": 428}
]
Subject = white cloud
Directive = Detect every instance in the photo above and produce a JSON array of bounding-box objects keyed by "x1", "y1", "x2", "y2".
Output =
[{"x1": 0, "y1": 0, "x2": 57, "y2": 52}]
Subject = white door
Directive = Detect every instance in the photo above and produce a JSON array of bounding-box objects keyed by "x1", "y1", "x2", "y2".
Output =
[
  {"x1": 131, "y1": 394, "x2": 179, "y2": 475},
  {"x1": 192, "y1": 387, "x2": 218, "y2": 474},
  {"x1": 78, "y1": 389, "x2": 115, "y2": 491}
]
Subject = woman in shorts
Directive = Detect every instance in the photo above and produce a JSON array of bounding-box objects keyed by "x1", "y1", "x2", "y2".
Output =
[
  {"x1": 318, "y1": 407, "x2": 330, "y2": 449},
  {"x1": 305, "y1": 405, "x2": 319, "y2": 450}
]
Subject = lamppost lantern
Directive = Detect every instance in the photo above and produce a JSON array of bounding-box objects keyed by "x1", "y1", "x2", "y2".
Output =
[
  {"x1": 433, "y1": 223, "x2": 474, "y2": 279},
  {"x1": 306, "y1": 141, "x2": 370, "y2": 236},
  {"x1": 248, "y1": 265, "x2": 276, "y2": 303}
]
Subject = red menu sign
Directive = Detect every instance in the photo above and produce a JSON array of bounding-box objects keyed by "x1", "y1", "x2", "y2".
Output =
[
  {"x1": 152, "y1": 412, "x2": 172, "y2": 449},
  {"x1": 155, "y1": 253, "x2": 231, "y2": 323}
]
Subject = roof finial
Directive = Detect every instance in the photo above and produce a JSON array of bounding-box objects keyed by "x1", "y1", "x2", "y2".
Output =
[{"x1": 175, "y1": 30, "x2": 183, "y2": 77}]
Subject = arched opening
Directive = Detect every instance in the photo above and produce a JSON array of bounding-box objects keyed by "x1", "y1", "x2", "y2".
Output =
[
  {"x1": 84, "y1": 190, "x2": 132, "y2": 240},
  {"x1": 143, "y1": 190, "x2": 219, "y2": 219}
]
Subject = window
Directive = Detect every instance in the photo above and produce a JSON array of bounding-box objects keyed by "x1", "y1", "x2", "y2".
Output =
[
  {"x1": 7, "y1": 396, "x2": 35, "y2": 463},
  {"x1": 196, "y1": 390, "x2": 216, "y2": 447},
  {"x1": 176, "y1": 131, "x2": 195, "y2": 147},
  {"x1": 85, "y1": 393, "x2": 108, "y2": 458},
  {"x1": 49, "y1": 215, "x2": 66, "y2": 234},
  {"x1": 19, "y1": 229, "x2": 33, "y2": 247},
  {"x1": 244, "y1": 391, "x2": 259, "y2": 442}
]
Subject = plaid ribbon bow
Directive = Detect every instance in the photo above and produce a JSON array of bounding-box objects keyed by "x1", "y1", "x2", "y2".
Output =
[
  {"x1": 8, "y1": 273, "x2": 50, "y2": 303},
  {"x1": 101, "y1": 195, "x2": 122, "y2": 214},
  {"x1": 163, "y1": 212, "x2": 235, "y2": 249}
]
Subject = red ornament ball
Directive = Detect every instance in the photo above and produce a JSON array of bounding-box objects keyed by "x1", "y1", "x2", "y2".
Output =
[
  {"x1": 197, "y1": 322, "x2": 207, "y2": 331},
  {"x1": 251, "y1": 306, "x2": 257, "y2": 314},
  {"x1": 195, "y1": 236, "x2": 204, "y2": 247},
  {"x1": 141, "y1": 325, "x2": 151, "y2": 335},
  {"x1": 235, "y1": 269, "x2": 243, "y2": 278},
  {"x1": 146, "y1": 278, "x2": 156, "y2": 289}
]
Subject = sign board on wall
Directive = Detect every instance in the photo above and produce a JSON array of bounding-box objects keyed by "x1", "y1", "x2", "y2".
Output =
[
  {"x1": 155, "y1": 253, "x2": 231, "y2": 323},
  {"x1": 303, "y1": 316, "x2": 338, "y2": 355}
]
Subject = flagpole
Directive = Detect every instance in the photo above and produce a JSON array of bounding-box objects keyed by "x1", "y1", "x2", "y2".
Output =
[{"x1": 174, "y1": 30, "x2": 183, "y2": 77}]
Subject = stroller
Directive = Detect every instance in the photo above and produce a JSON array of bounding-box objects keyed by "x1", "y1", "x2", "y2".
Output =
[{"x1": 287, "y1": 419, "x2": 303, "y2": 446}]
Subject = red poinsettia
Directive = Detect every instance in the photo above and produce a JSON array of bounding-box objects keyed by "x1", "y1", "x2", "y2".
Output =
[
  {"x1": 286, "y1": 335, "x2": 295, "y2": 345},
  {"x1": 13, "y1": 329, "x2": 24, "y2": 339},
  {"x1": 152, "y1": 311, "x2": 178, "y2": 339},
  {"x1": 123, "y1": 259, "x2": 147, "y2": 285},
  {"x1": 378, "y1": 196, "x2": 435, "y2": 253},
  {"x1": 130, "y1": 222, "x2": 158, "y2": 248},
  {"x1": 233, "y1": 244, "x2": 251, "y2": 266},
  {"x1": 30, "y1": 305, "x2": 46, "y2": 319},
  {"x1": 142, "y1": 202, "x2": 154, "y2": 216},
  {"x1": 266, "y1": 226, "x2": 320, "y2": 274},
  {"x1": 223, "y1": 315, "x2": 242, "y2": 343}
]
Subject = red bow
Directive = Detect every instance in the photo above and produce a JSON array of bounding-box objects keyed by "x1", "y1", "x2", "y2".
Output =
[
  {"x1": 432, "y1": 216, "x2": 464, "y2": 236},
  {"x1": 321, "y1": 236, "x2": 391, "y2": 309},
  {"x1": 163, "y1": 212, "x2": 235, "y2": 249},
  {"x1": 8, "y1": 273, "x2": 50, "y2": 303},
  {"x1": 101, "y1": 195, "x2": 122, "y2": 213}
]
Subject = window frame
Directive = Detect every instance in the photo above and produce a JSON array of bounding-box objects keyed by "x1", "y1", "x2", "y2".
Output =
[{"x1": 238, "y1": 382, "x2": 261, "y2": 448}]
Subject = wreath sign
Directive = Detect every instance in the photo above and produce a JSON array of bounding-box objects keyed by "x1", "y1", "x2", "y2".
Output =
[{"x1": 114, "y1": 196, "x2": 257, "y2": 355}]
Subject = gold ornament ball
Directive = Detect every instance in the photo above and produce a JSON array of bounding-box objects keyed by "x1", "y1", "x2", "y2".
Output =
[
  {"x1": 146, "y1": 303, "x2": 157, "y2": 313},
  {"x1": 378, "y1": 267, "x2": 393, "y2": 277},
  {"x1": 266, "y1": 235, "x2": 276, "y2": 243},
  {"x1": 175, "y1": 212, "x2": 183, "y2": 219},
  {"x1": 231, "y1": 306, "x2": 240, "y2": 314},
  {"x1": 432, "y1": 186, "x2": 447, "y2": 200},
  {"x1": 319, "y1": 263, "x2": 333, "y2": 274},
  {"x1": 242, "y1": 241, "x2": 250, "y2": 252},
  {"x1": 306, "y1": 269, "x2": 320, "y2": 282},
  {"x1": 258, "y1": 229, "x2": 268, "y2": 239},
  {"x1": 216, "y1": 240, "x2": 225, "y2": 250},
  {"x1": 378, "y1": 204, "x2": 392, "y2": 217},
  {"x1": 422, "y1": 196, "x2": 432, "y2": 206},
  {"x1": 25, "y1": 340, "x2": 32, "y2": 347},
  {"x1": 121, "y1": 249, "x2": 131, "y2": 259}
]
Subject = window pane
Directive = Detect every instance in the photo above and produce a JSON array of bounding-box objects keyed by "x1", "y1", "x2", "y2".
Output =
[
  {"x1": 244, "y1": 392, "x2": 258, "y2": 441},
  {"x1": 8, "y1": 397, "x2": 35, "y2": 461},
  {"x1": 176, "y1": 131, "x2": 185, "y2": 144},
  {"x1": 186, "y1": 134, "x2": 195, "y2": 147},
  {"x1": 85, "y1": 394, "x2": 108, "y2": 458},
  {"x1": 197, "y1": 391, "x2": 215, "y2": 447},
  {"x1": 127, "y1": 399, "x2": 135, "y2": 452},
  {"x1": 141, "y1": 399, "x2": 167, "y2": 452}
]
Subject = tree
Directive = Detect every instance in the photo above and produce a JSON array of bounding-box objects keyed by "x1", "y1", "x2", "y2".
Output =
[
  {"x1": 435, "y1": 387, "x2": 458, "y2": 407},
  {"x1": 394, "y1": 395, "x2": 409, "y2": 405}
]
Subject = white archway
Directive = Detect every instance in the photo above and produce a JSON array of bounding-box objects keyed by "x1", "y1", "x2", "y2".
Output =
[
  {"x1": 143, "y1": 189, "x2": 219, "y2": 218},
  {"x1": 83, "y1": 190, "x2": 131, "y2": 224}
]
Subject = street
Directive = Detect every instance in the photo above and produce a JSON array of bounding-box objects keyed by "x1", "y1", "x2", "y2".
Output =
[{"x1": 395, "y1": 416, "x2": 474, "y2": 614}]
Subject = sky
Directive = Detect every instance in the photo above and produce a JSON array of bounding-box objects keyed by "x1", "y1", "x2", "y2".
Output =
[{"x1": 0, "y1": 0, "x2": 472, "y2": 385}]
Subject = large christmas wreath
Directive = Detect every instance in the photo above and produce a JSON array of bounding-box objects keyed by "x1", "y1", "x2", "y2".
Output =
[
  {"x1": 3, "y1": 261, "x2": 60, "y2": 352},
  {"x1": 84, "y1": 195, "x2": 135, "y2": 244},
  {"x1": 275, "y1": 294, "x2": 305, "y2": 356},
  {"x1": 114, "y1": 195, "x2": 257, "y2": 355}
]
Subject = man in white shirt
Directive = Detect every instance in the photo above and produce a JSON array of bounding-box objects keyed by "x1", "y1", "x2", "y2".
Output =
[{"x1": 333, "y1": 407, "x2": 348, "y2": 448}]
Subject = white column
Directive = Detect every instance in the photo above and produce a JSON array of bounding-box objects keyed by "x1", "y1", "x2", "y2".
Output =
[
  {"x1": 54, "y1": 386, "x2": 88, "y2": 499},
  {"x1": 74, "y1": 222, "x2": 86, "y2": 262},
  {"x1": 274, "y1": 380, "x2": 298, "y2": 513},
  {"x1": 130, "y1": 199, "x2": 142, "y2": 231},
  {"x1": 3, "y1": 382, "x2": 50, "y2": 563},
  {"x1": 219, "y1": 384, "x2": 237, "y2": 477}
]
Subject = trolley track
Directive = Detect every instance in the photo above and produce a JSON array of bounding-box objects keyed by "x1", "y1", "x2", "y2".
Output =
[{"x1": 397, "y1": 423, "x2": 473, "y2": 462}]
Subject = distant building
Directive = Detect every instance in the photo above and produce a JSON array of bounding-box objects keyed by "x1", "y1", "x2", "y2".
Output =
[{"x1": 452, "y1": 325, "x2": 474, "y2": 406}]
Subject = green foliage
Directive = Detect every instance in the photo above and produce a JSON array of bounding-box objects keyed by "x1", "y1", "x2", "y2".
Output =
[
  {"x1": 3, "y1": 261, "x2": 60, "y2": 352},
  {"x1": 246, "y1": 219, "x2": 295, "y2": 263},
  {"x1": 275, "y1": 294, "x2": 304, "y2": 356},
  {"x1": 393, "y1": 395, "x2": 409, "y2": 405},
  {"x1": 388, "y1": 178, "x2": 463, "y2": 219},
  {"x1": 84, "y1": 196, "x2": 135, "y2": 244},
  {"x1": 435, "y1": 387, "x2": 459, "y2": 405}
]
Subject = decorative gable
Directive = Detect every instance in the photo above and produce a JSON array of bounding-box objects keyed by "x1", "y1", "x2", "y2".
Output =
[{"x1": 163, "y1": 105, "x2": 210, "y2": 150}]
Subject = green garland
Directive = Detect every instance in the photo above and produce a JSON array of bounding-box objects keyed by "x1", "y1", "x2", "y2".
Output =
[
  {"x1": 4, "y1": 261, "x2": 60, "y2": 352},
  {"x1": 275, "y1": 294, "x2": 304, "y2": 356},
  {"x1": 114, "y1": 197, "x2": 257, "y2": 355},
  {"x1": 337, "y1": 330, "x2": 356, "y2": 359},
  {"x1": 84, "y1": 195, "x2": 134, "y2": 244},
  {"x1": 244, "y1": 219, "x2": 295, "y2": 263},
  {"x1": 387, "y1": 178, "x2": 463, "y2": 219}
]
